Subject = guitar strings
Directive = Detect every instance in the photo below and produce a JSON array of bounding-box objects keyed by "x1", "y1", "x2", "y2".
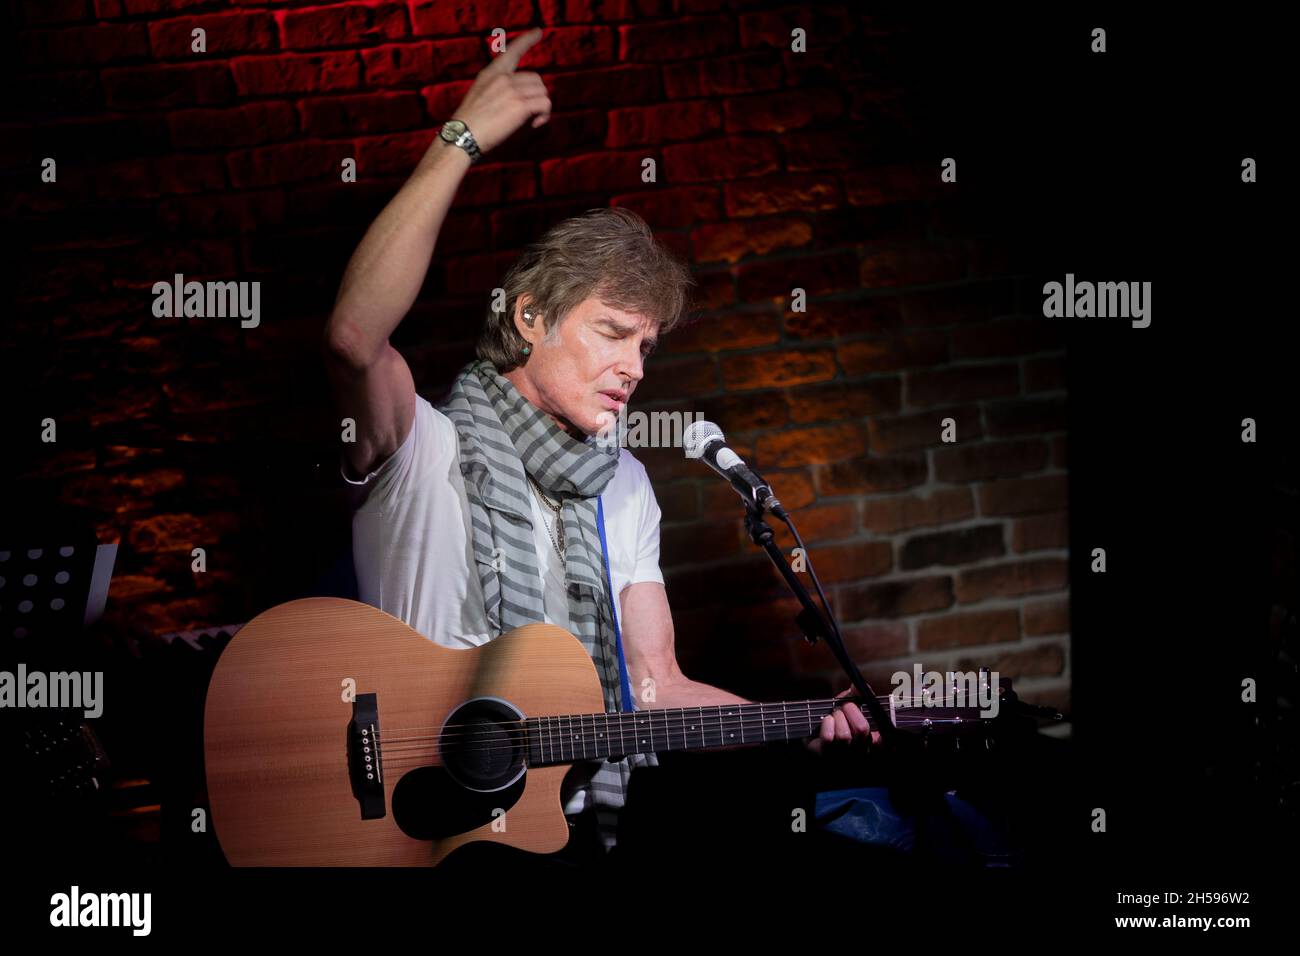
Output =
[
  {"x1": 368, "y1": 693, "x2": 990, "y2": 744},
  {"x1": 375, "y1": 709, "x2": 963, "y2": 744},
  {"x1": 371, "y1": 713, "x2": 979, "y2": 768},
  {"x1": 378, "y1": 708, "x2": 898, "y2": 748},
  {"x1": 373, "y1": 705, "x2": 984, "y2": 753}
]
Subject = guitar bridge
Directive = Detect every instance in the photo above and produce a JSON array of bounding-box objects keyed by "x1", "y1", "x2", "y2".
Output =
[{"x1": 347, "y1": 693, "x2": 386, "y2": 820}]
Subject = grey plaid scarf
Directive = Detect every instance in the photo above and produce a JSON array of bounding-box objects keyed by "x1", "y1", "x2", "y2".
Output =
[{"x1": 437, "y1": 358, "x2": 656, "y2": 854}]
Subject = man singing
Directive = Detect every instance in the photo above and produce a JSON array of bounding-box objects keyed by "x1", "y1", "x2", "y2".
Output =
[{"x1": 322, "y1": 27, "x2": 871, "y2": 864}]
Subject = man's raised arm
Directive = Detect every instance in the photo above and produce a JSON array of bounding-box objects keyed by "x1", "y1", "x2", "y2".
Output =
[{"x1": 322, "y1": 27, "x2": 550, "y2": 478}]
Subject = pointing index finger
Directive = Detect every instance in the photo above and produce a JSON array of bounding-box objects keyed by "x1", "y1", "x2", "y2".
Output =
[{"x1": 492, "y1": 27, "x2": 543, "y2": 73}]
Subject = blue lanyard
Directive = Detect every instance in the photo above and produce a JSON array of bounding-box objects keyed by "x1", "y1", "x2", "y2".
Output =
[{"x1": 596, "y1": 495, "x2": 635, "y2": 713}]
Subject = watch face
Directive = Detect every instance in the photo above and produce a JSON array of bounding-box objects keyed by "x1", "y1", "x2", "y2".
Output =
[{"x1": 441, "y1": 120, "x2": 466, "y2": 141}]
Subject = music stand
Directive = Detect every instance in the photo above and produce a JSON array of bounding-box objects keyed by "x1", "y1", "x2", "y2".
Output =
[{"x1": 0, "y1": 533, "x2": 116, "y2": 649}]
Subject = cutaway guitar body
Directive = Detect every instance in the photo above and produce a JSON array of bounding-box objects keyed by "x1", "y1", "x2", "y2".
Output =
[{"x1": 206, "y1": 598, "x2": 1011, "y2": 866}]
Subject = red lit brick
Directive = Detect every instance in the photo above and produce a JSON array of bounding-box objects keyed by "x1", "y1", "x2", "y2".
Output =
[
  {"x1": 955, "y1": 558, "x2": 1067, "y2": 603},
  {"x1": 149, "y1": 12, "x2": 276, "y2": 59},
  {"x1": 862, "y1": 488, "x2": 975, "y2": 534},
  {"x1": 788, "y1": 378, "x2": 902, "y2": 424},
  {"x1": 540, "y1": 151, "x2": 647, "y2": 195},
  {"x1": 299, "y1": 92, "x2": 423, "y2": 137},
  {"x1": 838, "y1": 332, "x2": 948, "y2": 375},
  {"x1": 663, "y1": 136, "x2": 780, "y2": 183},
  {"x1": 227, "y1": 141, "x2": 342, "y2": 188},
  {"x1": 409, "y1": 0, "x2": 533, "y2": 36},
  {"x1": 783, "y1": 298, "x2": 903, "y2": 341},
  {"x1": 817, "y1": 453, "x2": 927, "y2": 495},
  {"x1": 169, "y1": 102, "x2": 296, "y2": 149},
  {"x1": 620, "y1": 16, "x2": 735, "y2": 61},
  {"x1": 232, "y1": 51, "x2": 361, "y2": 95},
  {"x1": 917, "y1": 608, "x2": 1018, "y2": 650},
  {"x1": 612, "y1": 186, "x2": 721, "y2": 229},
  {"x1": 720, "y1": 348, "x2": 837, "y2": 390},
  {"x1": 278, "y1": 3, "x2": 407, "y2": 49},
  {"x1": 547, "y1": 64, "x2": 660, "y2": 108},
  {"x1": 607, "y1": 101, "x2": 721, "y2": 147},
  {"x1": 755, "y1": 422, "x2": 867, "y2": 467},
  {"x1": 978, "y1": 475, "x2": 1068, "y2": 516},
  {"x1": 867, "y1": 406, "x2": 982, "y2": 454},
  {"x1": 933, "y1": 439, "x2": 1049, "y2": 482},
  {"x1": 839, "y1": 575, "x2": 953, "y2": 620},
  {"x1": 103, "y1": 62, "x2": 234, "y2": 108},
  {"x1": 692, "y1": 218, "x2": 812, "y2": 264},
  {"x1": 724, "y1": 172, "x2": 840, "y2": 217},
  {"x1": 724, "y1": 89, "x2": 842, "y2": 133},
  {"x1": 735, "y1": 251, "x2": 859, "y2": 302},
  {"x1": 906, "y1": 363, "x2": 1018, "y2": 408},
  {"x1": 19, "y1": 23, "x2": 149, "y2": 66}
]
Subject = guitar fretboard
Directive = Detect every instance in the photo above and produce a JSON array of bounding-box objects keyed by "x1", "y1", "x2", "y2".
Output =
[{"x1": 525, "y1": 700, "x2": 841, "y2": 766}]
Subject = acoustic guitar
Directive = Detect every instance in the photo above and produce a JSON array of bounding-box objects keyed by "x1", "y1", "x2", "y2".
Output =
[{"x1": 203, "y1": 597, "x2": 1005, "y2": 866}]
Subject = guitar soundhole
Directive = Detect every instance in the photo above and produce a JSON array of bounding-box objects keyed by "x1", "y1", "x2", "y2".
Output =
[{"x1": 439, "y1": 697, "x2": 527, "y2": 793}]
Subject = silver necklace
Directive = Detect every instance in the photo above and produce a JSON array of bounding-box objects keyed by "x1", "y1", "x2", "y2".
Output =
[{"x1": 526, "y1": 472, "x2": 566, "y2": 559}]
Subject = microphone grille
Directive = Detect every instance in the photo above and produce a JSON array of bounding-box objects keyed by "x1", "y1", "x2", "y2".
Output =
[{"x1": 683, "y1": 420, "x2": 723, "y2": 459}]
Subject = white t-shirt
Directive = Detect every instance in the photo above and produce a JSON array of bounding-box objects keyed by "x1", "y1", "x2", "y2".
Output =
[{"x1": 341, "y1": 394, "x2": 665, "y2": 812}]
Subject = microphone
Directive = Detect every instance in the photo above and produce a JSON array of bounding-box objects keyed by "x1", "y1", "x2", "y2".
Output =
[{"x1": 682, "y1": 420, "x2": 787, "y2": 518}]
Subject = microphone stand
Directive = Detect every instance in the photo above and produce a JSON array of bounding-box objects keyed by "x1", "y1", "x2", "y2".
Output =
[
  {"x1": 740, "y1": 493, "x2": 1063, "y2": 852},
  {"x1": 741, "y1": 499, "x2": 898, "y2": 745}
]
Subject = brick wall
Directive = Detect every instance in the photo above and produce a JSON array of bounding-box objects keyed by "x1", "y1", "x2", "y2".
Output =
[{"x1": 4, "y1": 2, "x2": 1069, "y2": 723}]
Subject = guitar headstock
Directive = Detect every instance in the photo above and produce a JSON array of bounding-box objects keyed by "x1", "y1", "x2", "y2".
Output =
[{"x1": 887, "y1": 672, "x2": 1012, "y2": 737}]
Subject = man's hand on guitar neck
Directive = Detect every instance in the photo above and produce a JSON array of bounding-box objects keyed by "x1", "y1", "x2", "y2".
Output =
[{"x1": 805, "y1": 686, "x2": 879, "y2": 756}]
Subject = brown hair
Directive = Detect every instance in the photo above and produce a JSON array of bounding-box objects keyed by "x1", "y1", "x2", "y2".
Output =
[{"x1": 476, "y1": 207, "x2": 696, "y2": 372}]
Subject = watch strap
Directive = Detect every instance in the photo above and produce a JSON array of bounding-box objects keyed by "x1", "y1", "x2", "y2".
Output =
[{"x1": 441, "y1": 120, "x2": 482, "y2": 164}]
